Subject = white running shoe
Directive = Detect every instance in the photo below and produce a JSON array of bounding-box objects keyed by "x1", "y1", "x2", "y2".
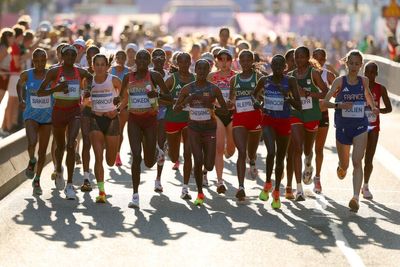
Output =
[
  {"x1": 156, "y1": 147, "x2": 165, "y2": 166},
  {"x1": 180, "y1": 186, "x2": 192, "y2": 200},
  {"x1": 362, "y1": 186, "x2": 373, "y2": 200},
  {"x1": 64, "y1": 184, "x2": 76, "y2": 200},
  {"x1": 128, "y1": 193, "x2": 140, "y2": 208},
  {"x1": 154, "y1": 180, "x2": 163, "y2": 193},
  {"x1": 295, "y1": 191, "x2": 305, "y2": 202},
  {"x1": 302, "y1": 159, "x2": 313, "y2": 185},
  {"x1": 55, "y1": 172, "x2": 65, "y2": 191},
  {"x1": 248, "y1": 165, "x2": 259, "y2": 180}
]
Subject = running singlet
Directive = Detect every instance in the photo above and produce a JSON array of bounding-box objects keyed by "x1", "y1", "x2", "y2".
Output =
[
  {"x1": 127, "y1": 71, "x2": 156, "y2": 113},
  {"x1": 164, "y1": 72, "x2": 195, "y2": 123},
  {"x1": 23, "y1": 69, "x2": 53, "y2": 123},
  {"x1": 290, "y1": 67, "x2": 322, "y2": 122},
  {"x1": 365, "y1": 83, "x2": 381, "y2": 127},
  {"x1": 334, "y1": 76, "x2": 368, "y2": 128},
  {"x1": 187, "y1": 81, "x2": 216, "y2": 131},
  {"x1": 53, "y1": 66, "x2": 81, "y2": 100},
  {"x1": 111, "y1": 66, "x2": 129, "y2": 81},
  {"x1": 233, "y1": 72, "x2": 258, "y2": 113},
  {"x1": 263, "y1": 76, "x2": 291, "y2": 118},
  {"x1": 211, "y1": 70, "x2": 235, "y2": 102},
  {"x1": 91, "y1": 74, "x2": 117, "y2": 113}
]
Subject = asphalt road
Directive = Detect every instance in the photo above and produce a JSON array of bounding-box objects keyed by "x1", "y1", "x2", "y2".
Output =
[{"x1": 0, "y1": 109, "x2": 399, "y2": 267}]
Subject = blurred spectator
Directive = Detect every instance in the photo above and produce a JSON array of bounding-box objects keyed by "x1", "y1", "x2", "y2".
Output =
[{"x1": 0, "y1": 28, "x2": 14, "y2": 106}]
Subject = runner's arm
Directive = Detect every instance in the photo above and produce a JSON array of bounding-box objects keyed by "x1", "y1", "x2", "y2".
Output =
[
  {"x1": 380, "y1": 85, "x2": 392, "y2": 114},
  {"x1": 288, "y1": 76, "x2": 302, "y2": 111},
  {"x1": 37, "y1": 67, "x2": 65, "y2": 96}
]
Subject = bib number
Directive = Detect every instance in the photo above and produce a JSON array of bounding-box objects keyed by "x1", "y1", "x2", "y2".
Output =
[
  {"x1": 264, "y1": 96, "x2": 284, "y2": 111},
  {"x1": 129, "y1": 93, "x2": 151, "y2": 109},
  {"x1": 189, "y1": 107, "x2": 211, "y2": 121},
  {"x1": 235, "y1": 98, "x2": 254, "y2": 113},
  {"x1": 301, "y1": 96, "x2": 313, "y2": 110},
  {"x1": 342, "y1": 103, "x2": 365, "y2": 118},
  {"x1": 30, "y1": 96, "x2": 51, "y2": 109}
]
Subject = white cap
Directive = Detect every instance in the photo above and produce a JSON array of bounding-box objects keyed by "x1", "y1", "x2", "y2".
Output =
[
  {"x1": 162, "y1": 44, "x2": 173, "y2": 52},
  {"x1": 125, "y1": 43, "x2": 138, "y2": 52},
  {"x1": 144, "y1": 41, "x2": 155, "y2": 50},
  {"x1": 38, "y1": 20, "x2": 52, "y2": 32},
  {"x1": 73, "y1": 38, "x2": 86, "y2": 49}
]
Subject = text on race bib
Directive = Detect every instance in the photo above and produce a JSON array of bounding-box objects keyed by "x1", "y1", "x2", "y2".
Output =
[
  {"x1": 365, "y1": 109, "x2": 377, "y2": 123},
  {"x1": 91, "y1": 92, "x2": 114, "y2": 111},
  {"x1": 301, "y1": 96, "x2": 313, "y2": 110},
  {"x1": 342, "y1": 102, "x2": 365, "y2": 118},
  {"x1": 235, "y1": 98, "x2": 254, "y2": 113},
  {"x1": 221, "y1": 88, "x2": 230, "y2": 101},
  {"x1": 30, "y1": 96, "x2": 51, "y2": 109},
  {"x1": 129, "y1": 92, "x2": 151, "y2": 109},
  {"x1": 189, "y1": 107, "x2": 211, "y2": 121},
  {"x1": 264, "y1": 96, "x2": 284, "y2": 111}
]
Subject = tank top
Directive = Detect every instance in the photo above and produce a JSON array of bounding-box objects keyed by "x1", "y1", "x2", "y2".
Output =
[
  {"x1": 334, "y1": 76, "x2": 368, "y2": 128},
  {"x1": 233, "y1": 72, "x2": 258, "y2": 114},
  {"x1": 290, "y1": 67, "x2": 322, "y2": 122},
  {"x1": 53, "y1": 66, "x2": 81, "y2": 100},
  {"x1": 23, "y1": 69, "x2": 53, "y2": 123},
  {"x1": 263, "y1": 76, "x2": 291, "y2": 118},
  {"x1": 211, "y1": 70, "x2": 235, "y2": 102},
  {"x1": 365, "y1": 82, "x2": 381, "y2": 127},
  {"x1": 111, "y1": 66, "x2": 129, "y2": 81},
  {"x1": 91, "y1": 74, "x2": 117, "y2": 112},
  {"x1": 187, "y1": 81, "x2": 216, "y2": 131},
  {"x1": 164, "y1": 72, "x2": 195, "y2": 123},
  {"x1": 127, "y1": 71, "x2": 156, "y2": 113}
]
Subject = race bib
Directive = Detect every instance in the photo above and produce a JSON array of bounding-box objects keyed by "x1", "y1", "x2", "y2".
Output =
[
  {"x1": 54, "y1": 82, "x2": 80, "y2": 99},
  {"x1": 221, "y1": 88, "x2": 230, "y2": 101},
  {"x1": 342, "y1": 102, "x2": 365, "y2": 118},
  {"x1": 189, "y1": 107, "x2": 211, "y2": 121},
  {"x1": 301, "y1": 96, "x2": 313, "y2": 110},
  {"x1": 365, "y1": 109, "x2": 377, "y2": 123},
  {"x1": 129, "y1": 93, "x2": 151, "y2": 109},
  {"x1": 91, "y1": 92, "x2": 114, "y2": 111},
  {"x1": 30, "y1": 96, "x2": 51, "y2": 109},
  {"x1": 235, "y1": 98, "x2": 254, "y2": 113},
  {"x1": 264, "y1": 96, "x2": 284, "y2": 111}
]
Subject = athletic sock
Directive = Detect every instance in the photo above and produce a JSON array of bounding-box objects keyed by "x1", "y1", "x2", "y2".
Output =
[
  {"x1": 98, "y1": 181, "x2": 105, "y2": 193},
  {"x1": 84, "y1": 171, "x2": 90, "y2": 180},
  {"x1": 296, "y1": 183, "x2": 303, "y2": 193}
]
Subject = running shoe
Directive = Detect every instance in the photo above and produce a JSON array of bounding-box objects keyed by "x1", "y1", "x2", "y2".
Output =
[
  {"x1": 55, "y1": 172, "x2": 65, "y2": 191},
  {"x1": 302, "y1": 158, "x2": 313, "y2": 185},
  {"x1": 295, "y1": 191, "x2": 305, "y2": 202},
  {"x1": 259, "y1": 189, "x2": 269, "y2": 201},
  {"x1": 181, "y1": 186, "x2": 192, "y2": 200},
  {"x1": 96, "y1": 192, "x2": 106, "y2": 203},
  {"x1": 271, "y1": 190, "x2": 281, "y2": 209},
  {"x1": 202, "y1": 172, "x2": 208, "y2": 187},
  {"x1": 348, "y1": 198, "x2": 359, "y2": 212},
  {"x1": 80, "y1": 179, "x2": 92, "y2": 192},
  {"x1": 172, "y1": 160, "x2": 180, "y2": 171},
  {"x1": 115, "y1": 153, "x2": 122, "y2": 167},
  {"x1": 248, "y1": 164, "x2": 259, "y2": 180},
  {"x1": 362, "y1": 186, "x2": 373, "y2": 200},
  {"x1": 216, "y1": 181, "x2": 227, "y2": 194},
  {"x1": 194, "y1": 193, "x2": 205, "y2": 206},
  {"x1": 235, "y1": 187, "x2": 246, "y2": 201},
  {"x1": 156, "y1": 147, "x2": 165, "y2": 166},
  {"x1": 154, "y1": 180, "x2": 163, "y2": 193},
  {"x1": 64, "y1": 184, "x2": 77, "y2": 200},
  {"x1": 32, "y1": 179, "x2": 42, "y2": 195},
  {"x1": 128, "y1": 193, "x2": 140, "y2": 208},
  {"x1": 75, "y1": 152, "x2": 82, "y2": 165},
  {"x1": 25, "y1": 159, "x2": 36, "y2": 179},
  {"x1": 313, "y1": 176, "x2": 322, "y2": 194},
  {"x1": 285, "y1": 187, "x2": 295, "y2": 200},
  {"x1": 337, "y1": 166, "x2": 347, "y2": 180}
]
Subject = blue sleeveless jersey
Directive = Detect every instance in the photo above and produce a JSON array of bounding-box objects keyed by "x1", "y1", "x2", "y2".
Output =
[
  {"x1": 263, "y1": 76, "x2": 291, "y2": 118},
  {"x1": 23, "y1": 69, "x2": 53, "y2": 123},
  {"x1": 334, "y1": 76, "x2": 368, "y2": 128},
  {"x1": 111, "y1": 66, "x2": 129, "y2": 81}
]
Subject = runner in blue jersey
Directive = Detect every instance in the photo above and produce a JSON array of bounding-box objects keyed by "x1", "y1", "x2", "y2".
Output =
[
  {"x1": 17, "y1": 48, "x2": 53, "y2": 195},
  {"x1": 323, "y1": 50, "x2": 379, "y2": 213}
]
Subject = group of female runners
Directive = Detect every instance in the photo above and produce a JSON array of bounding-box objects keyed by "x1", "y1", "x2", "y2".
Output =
[{"x1": 18, "y1": 40, "x2": 391, "y2": 213}]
